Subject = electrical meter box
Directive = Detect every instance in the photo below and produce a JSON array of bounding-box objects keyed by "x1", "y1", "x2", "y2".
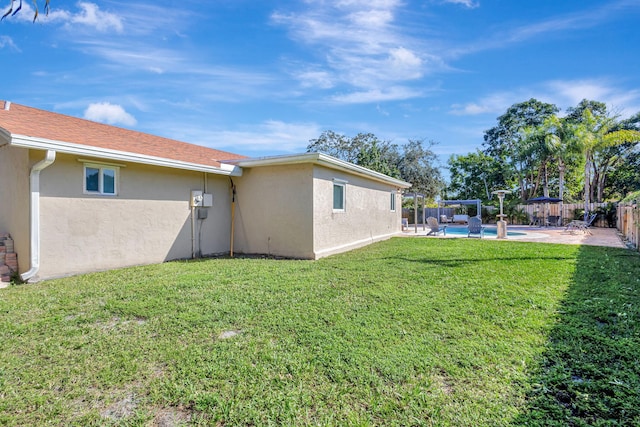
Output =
[
  {"x1": 190, "y1": 190, "x2": 203, "y2": 207},
  {"x1": 191, "y1": 191, "x2": 212, "y2": 207}
]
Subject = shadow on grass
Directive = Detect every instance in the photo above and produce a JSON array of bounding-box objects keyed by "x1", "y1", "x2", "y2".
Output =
[
  {"x1": 513, "y1": 246, "x2": 640, "y2": 426},
  {"x1": 387, "y1": 255, "x2": 576, "y2": 268}
]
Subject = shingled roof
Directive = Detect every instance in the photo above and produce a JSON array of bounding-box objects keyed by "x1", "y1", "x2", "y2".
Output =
[{"x1": 0, "y1": 101, "x2": 246, "y2": 173}]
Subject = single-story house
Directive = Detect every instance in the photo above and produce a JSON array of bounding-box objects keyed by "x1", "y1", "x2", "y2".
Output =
[{"x1": 0, "y1": 101, "x2": 411, "y2": 282}]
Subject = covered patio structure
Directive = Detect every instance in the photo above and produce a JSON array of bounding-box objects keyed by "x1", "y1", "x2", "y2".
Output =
[
  {"x1": 437, "y1": 199, "x2": 482, "y2": 223},
  {"x1": 403, "y1": 192, "x2": 427, "y2": 234}
]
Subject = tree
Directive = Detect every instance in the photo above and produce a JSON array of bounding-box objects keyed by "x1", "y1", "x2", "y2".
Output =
[
  {"x1": 396, "y1": 139, "x2": 444, "y2": 198},
  {"x1": 519, "y1": 125, "x2": 552, "y2": 198},
  {"x1": 565, "y1": 101, "x2": 640, "y2": 218},
  {"x1": 605, "y1": 145, "x2": 640, "y2": 200},
  {"x1": 605, "y1": 112, "x2": 640, "y2": 200},
  {"x1": 307, "y1": 131, "x2": 444, "y2": 198},
  {"x1": 483, "y1": 98, "x2": 559, "y2": 200},
  {"x1": 1, "y1": 0, "x2": 49, "y2": 22},
  {"x1": 535, "y1": 115, "x2": 582, "y2": 204},
  {"x1": 355, "y1": 139, "x2": 400, "y2": 178},
  {"x1": 447, "y1": 150, "x2": 504, "y2": 201},
  {"x1": 307, "y1": 131, "x2": 399, "y2": 177}
]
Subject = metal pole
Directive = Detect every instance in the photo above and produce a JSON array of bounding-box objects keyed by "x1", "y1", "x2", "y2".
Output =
[{"x1": 414, "y1": 193, "x2": 418, "y2": 233}]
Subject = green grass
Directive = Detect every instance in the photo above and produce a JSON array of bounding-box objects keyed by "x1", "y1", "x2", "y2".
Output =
[{"x1": 1, "y1": 238, "x2": 639, "y2": 426}]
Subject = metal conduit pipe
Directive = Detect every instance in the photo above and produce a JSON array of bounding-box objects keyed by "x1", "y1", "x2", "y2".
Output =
[{"x1": 21, "y1": 150, "x2": 56, "y2": 282}]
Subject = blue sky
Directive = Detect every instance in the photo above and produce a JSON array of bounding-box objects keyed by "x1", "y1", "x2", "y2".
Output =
[{"x1": 1, "y1": 0, "x2": 639, "y2": 176}]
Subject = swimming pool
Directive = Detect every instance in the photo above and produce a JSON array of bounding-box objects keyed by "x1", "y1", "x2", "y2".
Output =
[{"x1": 443, "y1": 226, "x2": 527, "y2": 237}]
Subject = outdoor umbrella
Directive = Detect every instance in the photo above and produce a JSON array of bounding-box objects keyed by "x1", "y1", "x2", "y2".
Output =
[
  {"x1": 526, "y1": 197, "x2": 563, "y2": 226},
  {"x1": 525, "y1": 196, "x2": 563, "y2": 203}
]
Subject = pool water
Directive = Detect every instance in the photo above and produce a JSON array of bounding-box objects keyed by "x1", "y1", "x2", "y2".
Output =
[{"x1": 444, "y1": 226, "x2": 526, "y2": 237}]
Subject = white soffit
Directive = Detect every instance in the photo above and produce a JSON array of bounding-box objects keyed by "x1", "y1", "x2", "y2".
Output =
[
  {"x1": 232, "y1": 152, "x2": 411, "y2": 188},
  {"x1": 9, "y1": 133, "x2": 243, "y2": 176}
]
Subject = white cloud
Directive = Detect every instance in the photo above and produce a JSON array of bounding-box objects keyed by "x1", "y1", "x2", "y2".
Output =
[
  {"x1": 449, "y1": 102, "x2": 492, "y2": 116},
  {"x1": 348, "y1": 9, "x2": 394, "y2": 27},
  {"x1": 376, "y1": 104, "x2": 390, "y2": 116},
  {"x1": 69, "y1": 2, "x2": 123, "y2": 33},
  {"x1": 171, "y1": 120, "x2": 323, "y2": 154},
  {"x1": 449, "y1": 93, "x2": 514, "y2": 116},
  {"x1": 442, "y1": 0, "x2": 479, "y2": 8},
  {"x1": 0, "y1": 35, "x2": 19, "y2": 51},
  {"x1": 9, "y1": 2, "x2": 123, "y2": 33},
  {"x1": 2, "y1": 2, "x2": 41, "y2": 22},
  {"x1": 272, "y1": 0, "x2": 442, "y2": 102},
  {"x1": 545, "y1": 79, "x2": 615, "y2": 107},
  {"x1": 74, "y1": 40, "x2": 184, "y2": 74},
  {"x1": 454, "y1": 1, "x2": 639, "y2": 56},
  {"x1": 84, "y1": 102, "x2": 137, "y2": 126},
  {"x1": 336, "y1": 0, "x2": 403, "y2": 7},
  {"x1": 333, "y1": 86, "x2": 422, "y2": 103},
  {"x1": 387, "y1": 47, "x2": 423, "y2": 79},
  {"x1": 449, "y1": 78, "x2": 640, "y2": 118},
  {"x1": 295, "y1": 70, "x2": 335, "y2": 89},
  {"x1": 544, "y1": 79, "x2": 640, "y2": 118}
]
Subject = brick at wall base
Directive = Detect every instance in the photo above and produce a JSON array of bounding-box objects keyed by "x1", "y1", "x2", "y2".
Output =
[
  {"x1": 0, "y1": 234, "x2": 19, "y2": 283},
  {"x1": 5, "y1": 253, "x2": 18, "y2": 272},
  {"x1": 0, "y1": 265, "x2": 10, "y2": 282}
]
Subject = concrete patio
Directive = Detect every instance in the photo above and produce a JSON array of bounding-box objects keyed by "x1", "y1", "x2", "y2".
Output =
[{"x1": 401, "y1": 224, "x2": 628, "y2": 249}]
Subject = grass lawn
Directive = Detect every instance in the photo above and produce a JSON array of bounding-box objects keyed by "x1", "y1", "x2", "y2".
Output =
[{"x1": 1, "y1": 238, "x2": 639, "y2": 426}]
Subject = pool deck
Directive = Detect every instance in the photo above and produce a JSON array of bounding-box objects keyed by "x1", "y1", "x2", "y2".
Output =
[{"x1": 400, "y1": 224, "x2": 628, "y2": 249}]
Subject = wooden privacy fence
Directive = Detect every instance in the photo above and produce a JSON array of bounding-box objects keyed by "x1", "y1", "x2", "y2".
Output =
[
  {"x1": 403, "y1": 208, "x2": 455, "y2": 224},
  {"x1": 617, "y1": 203, "x2": 639, "y2": 251},
  {"x1": 515, "y1": 203, "x2": 610, "y2": 227}
]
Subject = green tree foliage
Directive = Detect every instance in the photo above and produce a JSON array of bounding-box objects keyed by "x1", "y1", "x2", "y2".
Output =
[
  {"x1": 474, "y1": 98, "x2": 640, "y2": 209},
  {"x1": 533, "y1": 115, "x2": 583, "y2": 203},
  {"x1": 307, "y1": 131, "x2": 400, "y2": 177},
  {"x1": 606, "y1": 113, "x2": 640, "y2": 200},
  {"x1": 565, "y1": 101, "x2": 640, "y2": 216},
  {"x1": 483, "y1": 98, "x2": 560, "y2": 200},
  {"x1": 447, "y1": 150, "x2": 505, "y2": 202},
  {"x1": 397, "y1": 139, "x2": 444, "y2": 198},
  {"x1": 307, "y1": 131, "x2": 444, "y2": 198},
  {"x1": 355, "y1": 139, "x2": 400, "y2": 178},
  {"x1": 1, "y1": 0, "x2": 49, "y2": 22}
]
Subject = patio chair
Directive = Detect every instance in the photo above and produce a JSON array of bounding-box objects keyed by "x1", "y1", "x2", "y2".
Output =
[
  {"x1": 440, "y1": 214, "x2": 452, "y2": 223},
  {"x1": 546, "y1": 215, "x2": 561, "y2": 227},
  {"x1": 426, "y1": 217, "x2": 447, "y2": 236},
  {"x1": 401, "y1": 218, "x2": 409, "y2": 231},
  {"x1": 529, "y1": 214, "x2": 540, "y2": 226},
  {"x1": 564, "y1": 213, "x2": 597, "y2": 235},
  {"x1": 467, "y1": 216, "x2": 485, "y2": 238}
]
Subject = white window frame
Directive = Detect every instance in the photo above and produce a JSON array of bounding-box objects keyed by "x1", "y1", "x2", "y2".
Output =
[
  {"x1": 332, "y1": 179, "x2": 347, "y2": 212},
  {"x1": 390, "y1": 191, "x2": 397, "y2": 212},
  {"x1": 82, "y1": 162, "x2": 120, "y2": 196}
]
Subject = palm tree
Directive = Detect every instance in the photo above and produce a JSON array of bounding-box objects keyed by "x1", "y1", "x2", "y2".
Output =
[
  {"x1": 540, "y1": 115, "x2": 582, "y2": 221},
  {"x1": 573, "y1": 110, "x2": 640, "y2": 220}
]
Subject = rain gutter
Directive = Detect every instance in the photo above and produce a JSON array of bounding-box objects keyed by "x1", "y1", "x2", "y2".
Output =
[{"x1": 21, "y1": 150, "x2": 56, "y2": 282}]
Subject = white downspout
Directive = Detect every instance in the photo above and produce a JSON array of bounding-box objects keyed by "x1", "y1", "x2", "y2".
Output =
[{"x1": 21, "y1": 150, "x2": 56, "y2": 282}]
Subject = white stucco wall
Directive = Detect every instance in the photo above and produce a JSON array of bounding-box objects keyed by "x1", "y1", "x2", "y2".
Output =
[
  {"x1": 312, "y1": 165, "x2": 403, "y2": 258},
  {"x1": 0, "y1": 143, "x2": 30, "y2": 274},
  {"x1": 35, "y1": 153, "x2": 231, "y2": 280},
  {"x1": 233, "y1": 164, "x2": 314, "y2": 258},
  {"x1": 233, "y1": 161, "x2": 403, "y2": 260}
]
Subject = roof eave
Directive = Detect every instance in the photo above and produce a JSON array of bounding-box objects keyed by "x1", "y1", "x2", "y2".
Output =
[
  {"x1": 232, "y1": 152, "x2": 411, "y2": 188},
  {"x1": 9, "y1": 134, "x2": 243, "y2": 176},
  {"x1": 0, "y1": 127, "x2": 10, "y2": 146}
]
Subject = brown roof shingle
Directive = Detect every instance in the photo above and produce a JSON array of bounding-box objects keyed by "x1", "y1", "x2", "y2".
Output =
[{"x1": 0, "y1": 101, "x2": 247, "y2": 168}]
